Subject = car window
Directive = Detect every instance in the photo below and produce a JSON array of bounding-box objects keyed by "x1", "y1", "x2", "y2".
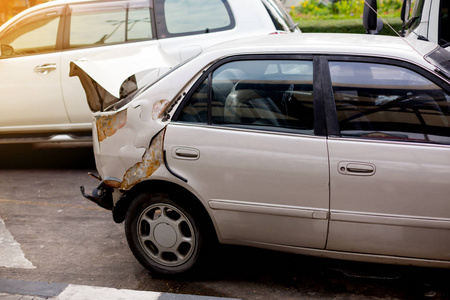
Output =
[
  {"x1": 69, "y1": 2, "x2": 152, "y2": 48},
  {"x1": 0, "y1": 8, "x2": 62, "y2": 56},
  {"x1": 330, "y1": 61, "x2": 450, "y2": 145},
  {"x1": 177, "y1": 59, "x2": 315, "y2": 134},
  {"x1": 154, "y1": 0, "x2": 234, "y2": 38},
  {"x1": 439, "y1": 0, "x2": 450, "y2": 47}
]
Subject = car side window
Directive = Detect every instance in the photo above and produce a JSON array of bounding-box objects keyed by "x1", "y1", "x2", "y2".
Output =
[
  {"x1": 178, "y1": 59, "x2": 315, "y2": 134},
  {"x1": 69, "y1": 2, "x2": 152, "y2": 49},
  {"x1": 0, "y1": 8, "x2": 62, "y2": 57},
  {"x1": 154, "y1": 0, "x2": 234, "y2": 38},
  {"x1": 330, "y1": 61, "x2": 450, "y2": 145}
]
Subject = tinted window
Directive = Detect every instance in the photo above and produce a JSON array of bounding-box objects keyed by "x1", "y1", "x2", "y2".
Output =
[
  {"x1": 330, "y1": 61, "x2": 450, "y2": 144},
  {"x1": 69, "y1": 2, "x2": 152, "y2": 48},
  {"x1": 0, "y1": 8, "x2": 61, "y2": 56},
  {"x1": 178, "y1": 60, "x2": 315, "y2": 134},
  {"x1": 155, "y1": 0, "x2": 234, "y2": 38}
]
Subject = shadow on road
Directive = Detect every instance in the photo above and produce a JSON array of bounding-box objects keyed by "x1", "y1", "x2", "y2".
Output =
[{"x1": 0, "y1": 143, "x2": 95, "y2": 169}]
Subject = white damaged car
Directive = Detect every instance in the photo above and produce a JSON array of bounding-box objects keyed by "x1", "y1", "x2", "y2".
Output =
[{"x1": 75, "y1": 33, "x2": 450, "y2": 276}]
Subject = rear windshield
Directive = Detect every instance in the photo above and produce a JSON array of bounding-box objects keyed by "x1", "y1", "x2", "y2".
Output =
[{"x1": 426, "y1": 46, "x2": 450, "y2": 80}]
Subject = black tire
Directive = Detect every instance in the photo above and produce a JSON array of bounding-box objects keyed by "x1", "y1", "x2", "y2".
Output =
[{"x1": 124, "y1": 192, "x2": 204, "y2": 276}]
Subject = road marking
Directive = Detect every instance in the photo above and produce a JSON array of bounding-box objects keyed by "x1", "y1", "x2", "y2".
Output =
[
  {"x1": 0, "y1": 218, "x2": 35, "y2": 269},
  {"x1": 58, "y1": 285, "x2": 162, "y2": 300}
]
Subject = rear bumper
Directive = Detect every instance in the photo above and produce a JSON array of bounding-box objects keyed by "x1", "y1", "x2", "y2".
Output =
[{"x1": 80, "y1": 182, "x2": 113, "y2": 210}]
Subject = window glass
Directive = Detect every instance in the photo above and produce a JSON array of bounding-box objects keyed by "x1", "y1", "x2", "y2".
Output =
[
  {"x1": 439, "y1": 0, "x2": 449, "y2": 47},
  {"x1": 178, "y1": 60, "x2": 315, "y2": 134},
  {"x1": 163, "y1": 0, "x2": 231, "y2": 34},
  {"x1": 330, "y1": 61, "x2": 450, "y2": 144},
  {"x1": 128, "y1": 8, "x2": 153, "y2": 40},
  {"x1": 70, "y1": 3, "x2": 152, "y2": 48},
  {"x1": 0, "y1": 9, "x2": 61, "y2": 56}
]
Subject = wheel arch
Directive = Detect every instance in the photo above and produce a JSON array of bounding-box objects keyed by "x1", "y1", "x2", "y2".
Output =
[{"x1": 112, "y1": 179, "x2": 218, "y2": 242}]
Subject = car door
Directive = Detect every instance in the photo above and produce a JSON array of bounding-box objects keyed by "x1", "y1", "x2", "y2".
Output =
[
  {"x1": 0, "y1": 5, "x2": 69, "y2": 131},
  {"x1": 165, "y1": 57, "x2": 330, "y2": 248},
  {"x1": 60, "y1": 0, "x2": 158, "y2": 124},
  {"x1": 324, "y1": 57, "x2": 450, "y2": 261}
]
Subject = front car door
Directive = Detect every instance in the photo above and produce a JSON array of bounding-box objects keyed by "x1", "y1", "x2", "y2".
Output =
[
  {"x1": 165, "y1": 56, "x2": 330, "y2": 248},
  {"x1": 324, "y1": 57, "x2": 450, "y2": 261},
  {"x1": 0, "y1": 5, "x2": 69, "y2": 132}
]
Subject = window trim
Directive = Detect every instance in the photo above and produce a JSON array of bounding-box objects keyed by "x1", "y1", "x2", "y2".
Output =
[
  {"x1": 322, "y1": 55, "x2": 450, "y2": 145},
  {"x1": 172, "y1": 54, "x2": 325, "y2": 136}
]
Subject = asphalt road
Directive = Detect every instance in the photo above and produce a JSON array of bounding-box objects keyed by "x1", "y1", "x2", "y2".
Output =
[{"x1": 1, "y1": 143, "x2": 449, "y2": 299}]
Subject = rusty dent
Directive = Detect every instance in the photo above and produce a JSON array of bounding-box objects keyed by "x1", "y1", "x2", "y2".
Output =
[
  {"x1": 120, "y1": 128, "x2": 165, "y2": 190},
  {"x1": 96, "y1": 110, "x2": 127, "y2": 142},
  {"x1": 152, "y1": 100, "x2": 171, "y2": 121}
]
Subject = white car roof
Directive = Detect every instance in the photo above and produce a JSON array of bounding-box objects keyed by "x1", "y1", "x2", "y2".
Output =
[{"x1": 201, "y1": 33, "x2": 439, "y2": 71}]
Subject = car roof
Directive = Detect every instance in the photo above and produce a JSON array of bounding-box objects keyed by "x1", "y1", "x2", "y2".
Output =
[{"x1": 202, "y1": 33, "x2": 439, "y2": 70}]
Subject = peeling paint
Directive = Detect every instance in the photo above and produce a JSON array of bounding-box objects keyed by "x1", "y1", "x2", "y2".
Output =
[
  {"x1": 152, "y1": 100, "x2": 171, "y2": 121},
  {"x1": 120, "y1": 128, "x2": 165, "y2": 190},
  {"x1": 96, "y1": 110, "x2": 127, "y2": 142}
]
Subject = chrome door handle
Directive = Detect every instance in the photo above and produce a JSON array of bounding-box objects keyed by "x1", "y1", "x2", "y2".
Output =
[
  {"x1": 34, "y1": 63, "x2": 56, "y2": 75},
  {"x1": 338, "y1": 162, "x2": 375, "y2": 176}
]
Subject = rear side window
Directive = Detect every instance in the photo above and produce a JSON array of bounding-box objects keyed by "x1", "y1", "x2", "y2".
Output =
[
  {"x1": 330, "y1": 61, "x2": 450, "y2": 145},
  {"x1": 177, "y1": 59, "x2": 315, "y2": 134},
  {"x1": 155, "y1": 0, "x2": 234, "y2": 38},
  {"x1": 69, "y1": 1, "x2": 152, "y2": 48}
]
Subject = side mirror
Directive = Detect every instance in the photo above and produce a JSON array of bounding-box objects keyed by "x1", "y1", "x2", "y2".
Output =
[
  {"x1": 363, "y1": 0, "x2": 381, "y2": 34},
  {"x1": 0, "y1": 44, "x2": 14, "y2": 56}
]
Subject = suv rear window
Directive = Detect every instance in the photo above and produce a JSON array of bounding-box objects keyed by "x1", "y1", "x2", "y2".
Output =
[{"x1": 155, "y1": 0, "x2": 234, "y2": 38}]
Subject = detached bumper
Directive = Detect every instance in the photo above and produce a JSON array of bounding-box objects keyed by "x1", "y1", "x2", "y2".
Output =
[{"x1": 80, "y1": 182, "x2": 113, "y2": 210}]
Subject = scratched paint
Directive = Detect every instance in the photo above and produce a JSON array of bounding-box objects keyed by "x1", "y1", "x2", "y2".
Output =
[
  {"x1": 96, "y1": 110, "x2": 127, "y2": 142},
  {"x1": 120, "y1": 128, "x2": 165, "y2": 190}
]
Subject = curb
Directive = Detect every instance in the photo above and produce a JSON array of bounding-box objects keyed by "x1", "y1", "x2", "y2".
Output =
[{"x1": 0, "y1": 279, "x2": 241, "y2": 300}]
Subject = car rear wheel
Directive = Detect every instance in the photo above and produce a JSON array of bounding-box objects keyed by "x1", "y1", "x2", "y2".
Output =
[{"x1": 125, "y1": 192, "x2": 203, "y2": 276}]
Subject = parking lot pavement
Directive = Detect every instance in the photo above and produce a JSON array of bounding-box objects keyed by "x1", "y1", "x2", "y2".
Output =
[{"x1": 0, "y1": 279, "x2": 241, "y2": 300}]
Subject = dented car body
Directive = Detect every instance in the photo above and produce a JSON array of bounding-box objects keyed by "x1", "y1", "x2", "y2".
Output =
[{"x1": 77, "y1": 33, "x2": 450, "y2": 276}]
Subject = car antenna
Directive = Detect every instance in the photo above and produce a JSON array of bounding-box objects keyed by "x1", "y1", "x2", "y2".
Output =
[{"x1": 363, "y1": 0, "x2": 426, "y2": 58}]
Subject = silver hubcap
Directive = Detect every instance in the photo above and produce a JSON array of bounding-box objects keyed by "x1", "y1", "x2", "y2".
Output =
[{"x1": 137, "y1": 203, "x2": 195, "y2": 267}]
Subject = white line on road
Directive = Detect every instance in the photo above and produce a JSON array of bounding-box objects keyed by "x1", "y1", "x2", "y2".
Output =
[{"x1": 0, "y1": 217, "x2": 35, "y2": 269}]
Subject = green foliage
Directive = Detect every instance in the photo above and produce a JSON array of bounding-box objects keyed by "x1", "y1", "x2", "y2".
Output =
[
  {"x1": 292, "y1": 0, "x2": 402, "y2": 20},
  {"x1": 291, "y1": 0, "x2": 403, "y2": 35}
]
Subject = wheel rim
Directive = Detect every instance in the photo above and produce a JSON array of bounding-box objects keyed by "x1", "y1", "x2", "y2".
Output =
[{"x1": 137, "y1": 203, "x2": 196, "y2": 267}]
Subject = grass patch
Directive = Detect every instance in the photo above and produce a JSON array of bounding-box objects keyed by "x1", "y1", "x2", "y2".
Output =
[{"x1": 295, "y1": 17, "x2": 403, "y2": 36}]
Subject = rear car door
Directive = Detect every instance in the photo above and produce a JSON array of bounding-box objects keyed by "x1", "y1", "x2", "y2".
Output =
[
  {"x1": 165, "y1": 56, "x2": 330, "y2": 248},
  {"x1": 0, "y1": 5, "x2": 68, "y2": 130},
  {"x1": 324, "y1": 57, "x2": 450, "y2": 261}
]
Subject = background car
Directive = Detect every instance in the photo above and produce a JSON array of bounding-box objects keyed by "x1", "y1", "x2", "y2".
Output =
[
  {"x1": 77, "y1": 33, "x2": 450, "y2": 276},
  {"x1": 0, "y1": 0, "x2": 298, "y2": 143}
]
